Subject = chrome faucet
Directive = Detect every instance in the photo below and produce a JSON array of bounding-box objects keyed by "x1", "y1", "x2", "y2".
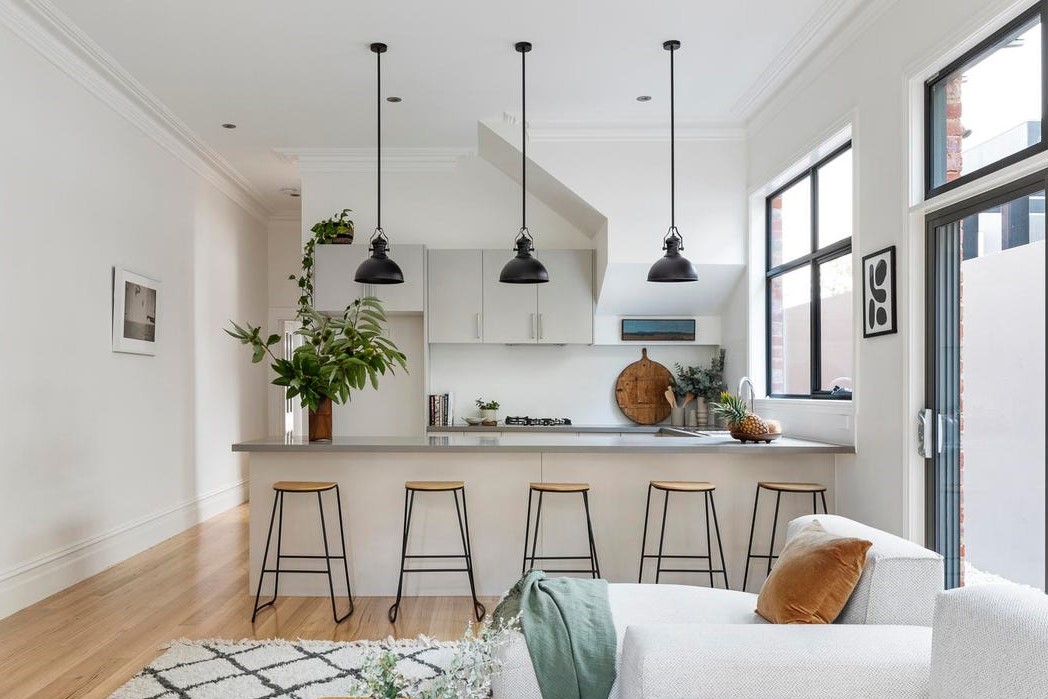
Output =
[{"x1": 738, "y1": 376, "x2": 756, "y2": 413}]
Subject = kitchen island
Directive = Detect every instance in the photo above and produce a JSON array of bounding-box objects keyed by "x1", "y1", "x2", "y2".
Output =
[{"x1": 234, "y1": 431, "x2": 851, "y2": 598}]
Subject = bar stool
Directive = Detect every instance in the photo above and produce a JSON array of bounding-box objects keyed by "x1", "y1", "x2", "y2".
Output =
[
  {"x1": 389, "y1": 481, "x2": 485, "y2": 623},
  {"x1": 742, "y1": 481, "x2": 829, "y2": 591},
  {"x1": 637, "y1": 481, "x2": 729, "y2": 589},
  {"x1": 252, "y1": 481, "x2": 353, "y2": 623},
  {"x1": 521, "y1": 483, "x2": 600, "y2": 578}
]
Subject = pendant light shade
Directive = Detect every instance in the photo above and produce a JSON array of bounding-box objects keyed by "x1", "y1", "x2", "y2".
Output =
[
  {"x1": 499, "y1": 41, "x2": 549, "y2": 285},
  {"x1": 648, "y1": 40, "x2": 698, "y2": 283},
  {"x1": 355, "y1": 42, "x2": 404, "y2": 285}
]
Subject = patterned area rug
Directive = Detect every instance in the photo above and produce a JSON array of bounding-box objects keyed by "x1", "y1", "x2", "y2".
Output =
[{"x1": 109, "y1": 638, "x2": 457, "y2": 699}]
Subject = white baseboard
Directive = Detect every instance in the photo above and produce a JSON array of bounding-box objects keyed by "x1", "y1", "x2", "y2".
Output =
[{"x1": 0, "y1": 479, "x2": 248, "y2": 621}]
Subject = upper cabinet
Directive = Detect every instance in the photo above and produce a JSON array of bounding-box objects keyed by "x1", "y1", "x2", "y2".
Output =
[
  {"x1": 469, "y1": 249, "x2": 593, "y2": 344},
  {"x1": 314, "y1": 243, "x2": 424, "y2": 314},
  {"x1": 427, "y1": 250, "x2": 483, "y2": 343}
]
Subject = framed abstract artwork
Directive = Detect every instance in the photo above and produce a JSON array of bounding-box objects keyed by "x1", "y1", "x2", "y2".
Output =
[
  {"x1": 862, "y1": 246, "x2": 897, "y2": 338},
  {"x1": 113, "y1": 268, "x2": 160, "y2": 355}
]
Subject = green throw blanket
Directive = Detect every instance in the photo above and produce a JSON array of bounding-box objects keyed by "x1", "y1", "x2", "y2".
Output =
[{"x1": 493, "y1": 570, "x2": 616, "y2": 699}]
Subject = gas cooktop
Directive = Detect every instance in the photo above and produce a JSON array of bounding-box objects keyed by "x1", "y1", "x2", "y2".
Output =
[{"x1": 503, "y1": 417, "x2": 573, "y2": 426}]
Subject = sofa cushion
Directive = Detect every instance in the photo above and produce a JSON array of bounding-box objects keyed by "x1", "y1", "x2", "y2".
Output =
[
  {"x1": 930, "y1": 584, "x2": 1048, "y2": 699},
  {"x1": 757, "y1": 520, "x2": 872, "y2": 623},
  {"x1": 787, "y1": 515, "x2": 944, "y2": 625},
  {"x1": 492, "y1": 584, "x2": 763, "y2": 699}
]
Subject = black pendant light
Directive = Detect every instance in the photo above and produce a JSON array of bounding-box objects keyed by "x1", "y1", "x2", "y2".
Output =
[
  {"x1": 355, "y1": 42, "x2": 404, "y2": 285},
  {"x1": 648, "y1": 40, "x2": 698, "y2": 283},
  {"x1": 500, "y1": 41, "x2": 549, "y2": 284}
]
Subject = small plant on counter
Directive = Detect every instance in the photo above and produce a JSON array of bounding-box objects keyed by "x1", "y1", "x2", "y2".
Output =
[
  {"x1": 474, "y1": 399, "x2": 500, "y2": 411},
  {"x1": 290, "y1": 208, "x2": 355, "y2": 312},
  {"x1": 226, "y1": 296, "x2": 407, "y2": 411},
  {"x1": 674, "y1": 347, "x2": 727, "y2": 404}
]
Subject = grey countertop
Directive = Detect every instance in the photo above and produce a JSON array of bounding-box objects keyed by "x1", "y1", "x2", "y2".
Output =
[
  {"x1": 426, "y1": 424, "x2": 717, "y2": 434},
  {"x1": 232, "y1": 432, "x2": 853, "y2": 454}
]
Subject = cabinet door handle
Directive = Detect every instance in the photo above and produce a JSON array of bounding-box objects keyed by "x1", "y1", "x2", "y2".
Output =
[
  {"x1": 537, "y1": 313, "x2": 544, "y2": 340},
  {"x1": 475, "y1": 312, "x2": 481, "y2": 340},
  {"x1": 530, "y1": 313, "x2": 536, "y2": 339}
]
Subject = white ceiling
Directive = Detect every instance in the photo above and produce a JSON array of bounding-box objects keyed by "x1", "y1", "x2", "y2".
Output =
[{"x1": 49, "y1": 0, "x2": 858, "y2": 211}]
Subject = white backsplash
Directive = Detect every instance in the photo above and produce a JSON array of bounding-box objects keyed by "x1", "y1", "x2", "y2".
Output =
[{"x1": 429, "y1": 343, "x2": 716, "y2": 425}]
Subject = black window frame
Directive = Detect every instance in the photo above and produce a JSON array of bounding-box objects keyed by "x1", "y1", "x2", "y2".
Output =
[
  {"x1": 765, "y1": 141, "x2": 853, "y2": 400},
  {"x1": 924, "y1": 1, "x2": 1048, "y2": 200}
]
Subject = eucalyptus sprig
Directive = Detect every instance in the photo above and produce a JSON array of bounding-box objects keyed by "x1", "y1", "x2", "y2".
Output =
[{"x1": 226, "y1": 296, "x2": 407, "y2": 412}]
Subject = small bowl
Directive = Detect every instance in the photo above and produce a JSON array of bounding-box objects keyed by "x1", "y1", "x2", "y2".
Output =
[
  {"x1": 464, "y1": 417, "x2": 484, "y2": 426},
  {"x1": 481, "y1": 419, "x2": 498, "y2": 426}
]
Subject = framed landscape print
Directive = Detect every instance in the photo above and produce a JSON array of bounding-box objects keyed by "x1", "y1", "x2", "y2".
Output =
[
  {"x1": 113, "y1": 268, "x2": 160, "y2": 355},
  {"x1": 862, "y1": 246, "x2": 897, "y2": 338}
]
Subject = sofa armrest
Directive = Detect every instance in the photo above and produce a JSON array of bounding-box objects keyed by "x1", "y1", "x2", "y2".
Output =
[
  {"x1": 619, "y1": 624, "x2": 931, "y2": 699},
  {"x1": 931, "y1": 584, "x2": 1048, "y2": 699}
]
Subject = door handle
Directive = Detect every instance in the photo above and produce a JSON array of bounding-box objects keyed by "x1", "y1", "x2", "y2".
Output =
[
  {"x1": 530, "y1": 313, "x2": 536, "y2": 339},
  {"x1": 475, "y1": 312, "x2": 481, "y2": 340},
  {"x1": 537, "y1": 313, "x2": 544, "y2": 340}
]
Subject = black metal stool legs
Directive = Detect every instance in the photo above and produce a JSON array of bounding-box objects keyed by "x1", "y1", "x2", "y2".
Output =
[
  {"x1": 521, "y1": 488, "x2": 599, "y2": 577},
  {"x1": 390, "y1": 486, "x2": 484, "y2": 624},
  {"x1": 743, "y1": 484, "x2": 830, "y2": 592},
  {"x1": 638, "y1": 486, "x2": 729, "y2": 588},
  {"x1": 252, "y1": 487, "x2": 353, "y2": 624}
]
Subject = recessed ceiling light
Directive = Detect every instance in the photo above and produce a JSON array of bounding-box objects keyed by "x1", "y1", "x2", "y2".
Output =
[
  {"x1": 636, "y1": 95, "x2": 652, "y2": 102},
  {"x1": 280, "y1": 187, "x2": 301, "y2": 198},
  {"x1": 221, "y1": 123, "x2": 237, "y2": 129},
  {"x1": 386, "y1": 96, "x2": 402, "y2": 103}
]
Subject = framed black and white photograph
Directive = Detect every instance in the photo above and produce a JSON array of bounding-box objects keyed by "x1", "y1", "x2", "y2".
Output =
[
  {"x1": 862, "y1": 246, "x2": 897, "y2": 338},
  {"x1": 113, "y1": 268, "x2": 160, "y2": 355}
]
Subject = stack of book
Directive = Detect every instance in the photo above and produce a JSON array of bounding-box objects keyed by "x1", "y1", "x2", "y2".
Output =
[{"x1": 428, "y1": 393, "x2": 454, "y2": 426}]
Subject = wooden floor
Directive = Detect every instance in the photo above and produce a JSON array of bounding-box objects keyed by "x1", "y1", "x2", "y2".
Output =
[{"x1": 0, "y1": 504, "x2": 498, "y2": 699}]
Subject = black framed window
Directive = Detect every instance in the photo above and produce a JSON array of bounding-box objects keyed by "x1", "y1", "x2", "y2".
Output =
[
  {"x1": 926, "y1": 1, "x2": 1047, "y2": 198},
  {"x1": 766, "y1": 143, "x2": 853, "y2": 399}
]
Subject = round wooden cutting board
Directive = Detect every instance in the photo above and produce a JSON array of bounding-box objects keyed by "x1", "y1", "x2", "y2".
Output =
[{"x1": 615, "y1": 348, "x2": 674, "y2": 425}]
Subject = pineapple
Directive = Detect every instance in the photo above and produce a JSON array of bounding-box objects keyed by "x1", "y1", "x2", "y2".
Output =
[{"x1": 711, "y1": 391, "x2": 768, "y2": 438}]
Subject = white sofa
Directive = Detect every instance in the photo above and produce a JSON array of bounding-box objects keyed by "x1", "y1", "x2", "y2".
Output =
[{"x1": 495, "y1": 514, "x2": 945, "y2": 699}]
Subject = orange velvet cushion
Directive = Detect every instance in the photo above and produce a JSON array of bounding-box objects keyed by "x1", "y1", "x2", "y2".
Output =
[{"x1": 756, "y1": 519, "x2": 872, "y2": 624}]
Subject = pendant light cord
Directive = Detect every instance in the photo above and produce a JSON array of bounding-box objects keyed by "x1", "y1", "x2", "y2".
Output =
[
  {"x1": 376, "y1": 47, "x2": 382, "y2": 233},
  {"x1": 521, "y1": 44, "x2": 527, "y2": 233},
  {"x1": 669, "y1": 42, "x2": 675, "y2": 231}
]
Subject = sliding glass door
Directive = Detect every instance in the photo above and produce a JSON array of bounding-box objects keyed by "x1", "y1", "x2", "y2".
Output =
[{"x1": 926, "y1": 172, "x2": 1047, "y2": 590}]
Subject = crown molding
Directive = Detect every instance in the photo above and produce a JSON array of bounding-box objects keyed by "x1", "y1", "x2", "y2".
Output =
[
  {"x1": 503, "y1": 114, "x2": 746, "y2": 143},
  {"x1": 0, "y1": 0, "x2": 272, "y2": 222},
  {"x1": 276, "y1": 147, "x2": 474, "y2": 173},
  {"x1": 730, "y1": 0, "x2": 858, "y2": 121},
  {"x1": 745, "y1": 0, "x2": 899, "y2": 132}
]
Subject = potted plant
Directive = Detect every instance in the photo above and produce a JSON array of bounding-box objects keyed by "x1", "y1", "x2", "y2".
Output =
[
  {"x1": 674, "y1": 348, "x2": 727, "y2": 426},
  {"x1": 228, "y1": 223, "x2": 407, "y2": 442},
  {"x1": 311, "y1": 208, "x2": 355, "y2": 244},
  {"x1": 228, "y1": 299, "x2": 407, "y2": 442},
  {"x1": 475, "y1": 399, "x2": 500, "y2": 424}
]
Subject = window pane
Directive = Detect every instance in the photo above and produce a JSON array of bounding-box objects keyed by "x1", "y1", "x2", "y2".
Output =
[
  {"x1": 929, "y1": 15, "x2": 1042, "y2": 189},
  {"x1": 769, "y1": 266, "x2": 811, "y2": 394},
  {"x1": 769, "y1": 177, "x2": 811, "y2": 267},
  {"x1": 960, "y1": 189, "x2": 1046, "y2": 261},
  {"x1": 817, "y1": 149, "x2": 853, "y2": 247},
  {"x1": 819, "y1": 254, "x2": 853, "y2": 393}
]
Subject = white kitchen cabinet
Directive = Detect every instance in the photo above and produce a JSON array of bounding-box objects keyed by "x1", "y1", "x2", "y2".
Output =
[
  {"x1": 427, "y1": 250, "x2": 483, "y2": 343},
  {"x1": 482, "y1": 249, "x2": 539, "y2": 343},
  {"x1": 536, "y1": 249, "x2": 593, "y2": 344},
  {"x1": 314, "y1": 243, "x2": 424, "y2": 314},
  {"x1": 479, "y1": 248, "x2": 593, "y2": 344}
]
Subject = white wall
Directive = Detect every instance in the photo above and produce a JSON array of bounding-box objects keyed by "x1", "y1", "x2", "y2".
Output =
[
  {"x1": 0, "y1": 22, "x2": 268, "y2": 618},
  {"x1": 430, "y1": 344, "x2": 715, "y2": 425},
  {"x1": 961, "y1": 241, "x2": 1045, "y2": 589},
  {"x1": 745, "y1": 0, "x2": 1024, "y2": 537}
]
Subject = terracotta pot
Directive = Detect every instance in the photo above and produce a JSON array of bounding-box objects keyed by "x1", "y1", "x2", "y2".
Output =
[{"x1": 309, "y1": 397, "x2": 333, "y2": 442}]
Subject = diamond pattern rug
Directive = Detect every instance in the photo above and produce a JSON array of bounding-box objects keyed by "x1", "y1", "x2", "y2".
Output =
[{"x1": 109, "y1": 638, "x2": 458, "y2": 699}]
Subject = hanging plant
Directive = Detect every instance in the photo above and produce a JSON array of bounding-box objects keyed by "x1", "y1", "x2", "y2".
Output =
[{"x1": 290, "y1": 209, "x2": 354, "y2": 314}]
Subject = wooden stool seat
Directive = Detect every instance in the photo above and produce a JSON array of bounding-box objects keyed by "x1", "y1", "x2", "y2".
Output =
[
  {"x1": 404, "y1": 480, "x2": 465, "y2": 491},
  {"x1": 272, "y1": 481, "x2": 337, "y2": 492},
  {"x1": 530, "y1": 482, "x2": 590, "y2": 493},
  {"x1": 758, "y1": 481, "x2": 827, "y2": 493},
  {"x1": 651, "y1": 481, "x2": 716, "y2": 492}
]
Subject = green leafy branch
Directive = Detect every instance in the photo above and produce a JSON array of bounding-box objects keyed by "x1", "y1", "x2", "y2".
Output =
[{"x1": 289, "y1": 208, "x2": 354, "y2": 314}]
